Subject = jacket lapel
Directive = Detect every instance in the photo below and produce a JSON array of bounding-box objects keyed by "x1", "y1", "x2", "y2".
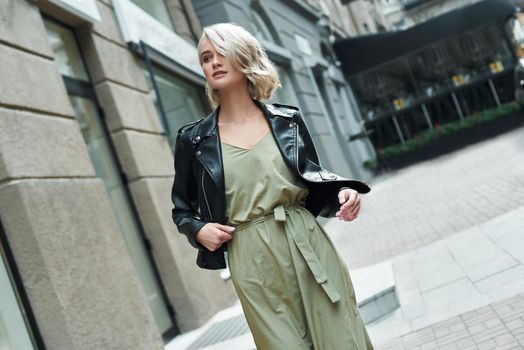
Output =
[
  {"x1": 255, "y1": 100, "x2": 297, "y2": 172},
  {"x1": 191, "y1": 106, "x2": 225, "y2": 194},
  {"x1": 191, "y1": 100, "x2": 297, "y2": 195}
]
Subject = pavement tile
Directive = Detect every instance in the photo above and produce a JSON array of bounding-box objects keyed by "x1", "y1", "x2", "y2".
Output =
[
  {"x1": 483, "y1": 317, "x2": 503, "y2": 329},
  {"x1": 476, "y1": 339, "x2": 498, "y2": 350},
  {"x1": 420, "y1": 340, "x2": 439, "y2": 350},
  {"x1": 471, "y1": 325, "x2": 508, "y2": 343},
  {"x1": 494, "y1": 333, "x2": 519, "y2": 346},
  {"x1": 376, "y1": 293, "x2": 524, "y2": 350},
  {"x1": 474, "y1": 266, "x2": 524, "y2": 301},
  {"x1": 415, "y1": 263, "x2": 466, "y2": 293},
  {"x1": 434, "y1": 329, "x2": 470, "y2": 346},
  {"x1": 422, "y1": 278, "x2": 487, "y2": 315},
  {"x1": 453, "y1": 337, "x2": 476, "y2": 348},
  {"x1": 462, "y1": 254, "x2": 519, "y2": 282},
  {"x1": 495, "y1": 344, "x2": 522, "y2": 350},
  {"x1": 504, "y1": 318, "x2": 524, "y2": 331},
  {"x1": 397, "y1": 290, "x2": 426, "y2": 320},
  {"x1": 434, "y1": 343, "x2": 458, "y2": 350}
]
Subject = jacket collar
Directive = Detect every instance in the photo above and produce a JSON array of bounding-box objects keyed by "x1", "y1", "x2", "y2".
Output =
[
  {"x1": 190, "y1": 99, "x2": 294, "y2": 144},
  {"x1": 190, "y1": 99, "x2": 297, "y2": 196}
]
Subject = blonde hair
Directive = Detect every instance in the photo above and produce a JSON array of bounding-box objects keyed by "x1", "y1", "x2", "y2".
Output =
[{"x1": 197, "y1": 22, "x2": 281, "y2": 108}]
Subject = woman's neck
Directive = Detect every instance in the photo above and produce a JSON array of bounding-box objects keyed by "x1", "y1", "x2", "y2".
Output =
[{"x1": 218, "y1": 87, "x2": 260, "y2": 123}]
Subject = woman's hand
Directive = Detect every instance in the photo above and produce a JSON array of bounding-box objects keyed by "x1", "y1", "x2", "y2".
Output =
[
  {"x1": 196, "y1": 223, "x2": 235, "y2": 251},
  {"x1": 336, "y1": 188, "x2": 361, "y2": 221}
]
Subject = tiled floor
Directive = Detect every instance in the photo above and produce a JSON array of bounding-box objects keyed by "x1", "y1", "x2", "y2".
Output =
[
  {"x1": 366, "y1": 207, "x2": 524, "y2": 346},
  {"x1": 378, "y1": 292, "x2": 524, "y2": 350}
]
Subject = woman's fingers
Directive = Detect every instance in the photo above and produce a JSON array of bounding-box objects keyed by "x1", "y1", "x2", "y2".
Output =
[
  {"x1": 339, "y1": 192, "x2": 359, "y2": 211},
  {"x1": 336, "y1": 189, "x2": 361, "y2": 221},
  {"x1": 338, "y1": 189, "x2": 348, "y2": 204},
  {"x1": 196, "y1": 223, "x2": 235, "y2": 251},
  {"x1": 343, "y1": 202, "x2": 361, "y2": 221},
  {"x1": 216, "y1": 223, "x2": 236, "y2": 233}
]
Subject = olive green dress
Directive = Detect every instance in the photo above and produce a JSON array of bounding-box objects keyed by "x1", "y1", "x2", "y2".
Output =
[{"x1": 221, "y1": 131, "x2": 374, "y2": 350}]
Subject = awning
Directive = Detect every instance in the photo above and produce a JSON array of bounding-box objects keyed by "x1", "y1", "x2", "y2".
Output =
[{"x1": 333, "y1": 0, "x2": 517, "y2": 77}]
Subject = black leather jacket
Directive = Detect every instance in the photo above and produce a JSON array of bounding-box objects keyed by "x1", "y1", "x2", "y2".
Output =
[{"x1": 171, "y1": 99, "x2": 371, "y2": 269}]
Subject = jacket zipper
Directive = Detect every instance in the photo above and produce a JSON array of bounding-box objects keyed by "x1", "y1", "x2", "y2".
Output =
[
  {"x1": 201, "y1": 167, "x2": 213, "y2": 221},
  {"x1": 294, "y1": 123, "x2": 300, "y2": 174}
]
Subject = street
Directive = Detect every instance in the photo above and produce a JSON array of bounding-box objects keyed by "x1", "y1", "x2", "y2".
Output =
[{"x1": 325, "y1": 125, "x2": 524, "y2": 269}]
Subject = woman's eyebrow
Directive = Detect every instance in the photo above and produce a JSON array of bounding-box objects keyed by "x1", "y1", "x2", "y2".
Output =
[{"x1": 200, "y1": 50, "x2": 211, "y2": 58}]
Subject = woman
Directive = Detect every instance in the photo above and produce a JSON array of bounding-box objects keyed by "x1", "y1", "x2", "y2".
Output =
[{"x1": 171, "y1": 22, "x2": 374, "y2": 349}]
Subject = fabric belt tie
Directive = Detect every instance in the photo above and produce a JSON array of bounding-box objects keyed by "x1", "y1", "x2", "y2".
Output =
[{"x1": 273, "y1": 204, "x2": 341, "y2": 304}]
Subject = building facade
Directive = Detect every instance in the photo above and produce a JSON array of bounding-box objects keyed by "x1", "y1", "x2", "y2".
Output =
[
  {"x1": 0, "y1": 0, "x2": 373, "y2": 348},
  {"x1": 333, "y1": 0, "x2": 519, "y2": 168},
  {"x1": 379, "y1": 0, "x2": 485, "y2": 30}
]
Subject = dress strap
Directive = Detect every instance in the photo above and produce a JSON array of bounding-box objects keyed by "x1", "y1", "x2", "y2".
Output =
[
  {"x1": 234, "y1": 204, "x2": 342, "y2": 304},
  {"x1": 274, "y1": 204, "x2": 342, "y2": 304}
]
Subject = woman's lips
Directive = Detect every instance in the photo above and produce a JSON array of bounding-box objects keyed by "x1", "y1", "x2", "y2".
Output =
[{"x1": 213, "y1": 72, "x2": 227, "y2": 78}]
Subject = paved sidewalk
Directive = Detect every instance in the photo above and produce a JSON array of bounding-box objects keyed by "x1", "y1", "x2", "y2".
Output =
[
  {"x1": 366, "y1": 206, "x2": 524, "y2": 347},
  {"x1": 378, "y1": 291, "x2": 524, "y2": 350},
  {"x1": 323, "y1": 126, "x2": 524, "y2": 269}
]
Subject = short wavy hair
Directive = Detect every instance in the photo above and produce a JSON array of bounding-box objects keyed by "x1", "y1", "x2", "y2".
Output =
[{"x1": 197, "y1": 22, "x2": 281, "y2": 108}]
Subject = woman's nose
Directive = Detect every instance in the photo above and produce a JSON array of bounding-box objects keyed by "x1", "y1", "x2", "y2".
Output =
[{"x1": 212, "y1": 56, "x2": 221, "y2": 67}]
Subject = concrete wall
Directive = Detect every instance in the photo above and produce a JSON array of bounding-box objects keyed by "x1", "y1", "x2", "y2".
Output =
[
  {"x1": 0, "y1": 0, "x2": 162, "y2": 348},
  {"x1": 0, "y1": 1, "x2": 237, "y2": 347},
  {"x1": 165, "y1": 0, "x2": 203, "y2": 44}
]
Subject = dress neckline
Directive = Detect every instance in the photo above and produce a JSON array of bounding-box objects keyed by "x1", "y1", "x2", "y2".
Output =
[{"x1": 220, "y1": 131, "x2": 271, "y2": 151}]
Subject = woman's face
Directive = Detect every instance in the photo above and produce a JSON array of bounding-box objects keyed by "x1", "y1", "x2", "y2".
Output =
[{"x1": 199, "y1": 36, "x2": 246, "y2": 91}]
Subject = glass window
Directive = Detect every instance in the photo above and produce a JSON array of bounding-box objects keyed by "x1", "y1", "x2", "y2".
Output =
[
  {"x1": 43, "y1": 20, "x2": 89, "y2": 81},
  {"x1": 269, "y1": 65, "x2": 300, "y2": 107},
  {"x1": 69, "y1": 96, "x2": 172, "y2": 334},
  {"x1": 0, "y1": 246, "x2": 36, "y2": 350},
  {"x1": 350, "y1": 58, "x2": 416, "y2": 122},
  {"x1": 130, "y1": 0, "x2": 175, "y2": 31},
  {"x1": 142, "y1": 65, "x2": 208, "y2": 151},
  {"x1": 408, "y1": 44, "x2": 452, "y2": 99},
  {"x1": 250, "y1": 10, "x2": 276, "y2": 43}
]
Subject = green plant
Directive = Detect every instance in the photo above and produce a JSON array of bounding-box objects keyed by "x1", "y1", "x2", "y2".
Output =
[{"x1": 362, "y1": 101, "x2": 520, "y2": 170}]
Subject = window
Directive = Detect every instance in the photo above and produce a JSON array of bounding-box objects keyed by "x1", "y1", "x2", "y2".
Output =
[
  {"x1": 268, "y1": 65, "x2": 300, "y2": 107},
  {"x1": 0, "y1": 237, "x2": 37, "y2": 350},
  {"x1": 142, "y1": 64, "x2": 208, "y2": 151},
  {"x1": 251, "y1": 9, "x2": 276, "y2": 43},
  {"x1": 129, "y1": 0, "x2": 175, "y2": 31},
  {"x1": 43, "y1": 17, "x2": 177, "y2": 339}
]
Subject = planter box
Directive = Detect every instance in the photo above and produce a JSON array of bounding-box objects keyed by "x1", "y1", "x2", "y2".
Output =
[{"x1": 377, "y1": 111, "x2": 524, "y2": 171}]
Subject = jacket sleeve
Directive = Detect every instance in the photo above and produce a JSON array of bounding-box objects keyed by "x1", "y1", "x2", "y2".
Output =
[
  {"x1": 294, "y1": 110, "x2": 349, "y2": 218},
  {"x1": 171, "y1": 131, "x2": 209, "y2": 250},
  {"x1": 317, "y1": 186, "x2": 353, "y2": 218}
]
